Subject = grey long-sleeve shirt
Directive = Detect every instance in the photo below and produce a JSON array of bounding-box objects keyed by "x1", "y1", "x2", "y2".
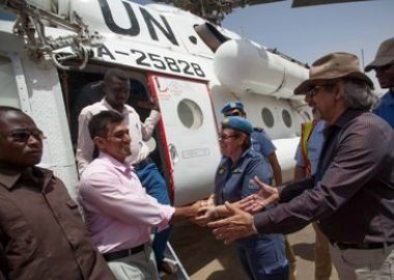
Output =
[{"x1": 254, "y1": 110, "x2": 394, "y2": 244}]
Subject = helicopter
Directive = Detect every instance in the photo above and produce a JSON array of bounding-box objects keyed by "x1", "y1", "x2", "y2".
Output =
[{"x1": 0, "y1": 0, "x2": 370, "y2": 206}]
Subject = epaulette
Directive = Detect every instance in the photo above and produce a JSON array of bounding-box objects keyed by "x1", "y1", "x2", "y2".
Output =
[{"x1": 253, "y1": 127, "x2": 264, "y2": 132}]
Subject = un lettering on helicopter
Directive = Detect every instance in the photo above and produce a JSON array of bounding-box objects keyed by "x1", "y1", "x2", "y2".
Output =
[{"x1": 0, "y1": 0, "x2": 311, "y2": 205}]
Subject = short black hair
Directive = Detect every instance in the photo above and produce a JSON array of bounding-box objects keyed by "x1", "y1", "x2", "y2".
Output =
[
  {"x1": 103, "y1": 68, "x2": 128, "y2": 84},
  {"x1": 88, "y1": 111, "x2": 124, "y2": 140}
]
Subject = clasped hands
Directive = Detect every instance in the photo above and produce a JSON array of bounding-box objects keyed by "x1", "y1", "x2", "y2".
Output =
[{"x1": 189, "y1": 176, "x2": 280, "y2": 244}]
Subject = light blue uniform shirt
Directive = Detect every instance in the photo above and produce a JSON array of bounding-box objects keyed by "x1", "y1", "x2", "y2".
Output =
[
  {"x1": 295, "y1": 120, "x2": 326, "y2": 175},
  {"x1": 373, "y1": 90, "x2": 394, "y2": 129},
  {"x1": 251, "y1": 128, "x2": 276, "y2": 181}
]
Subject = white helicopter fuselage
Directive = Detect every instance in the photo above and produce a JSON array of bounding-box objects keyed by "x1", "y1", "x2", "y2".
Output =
[{"x1": 0, "y1": 0, "x2": 310, "y2": 205}]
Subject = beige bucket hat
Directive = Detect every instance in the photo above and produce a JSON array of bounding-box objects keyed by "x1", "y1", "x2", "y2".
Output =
[
  {"x1": 365, "y1": 37, "x2": 394, "y2": 72},
  {"x1": 295, "y1": 52, "x2": 374, "y2": 95}
]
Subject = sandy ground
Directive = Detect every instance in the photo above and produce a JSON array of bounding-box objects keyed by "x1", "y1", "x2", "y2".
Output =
[{"x1": 164, "y1": 222, "x2": 339, "y2": 280}]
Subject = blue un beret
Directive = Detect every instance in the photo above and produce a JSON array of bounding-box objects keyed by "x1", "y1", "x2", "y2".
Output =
[
  {"x1": 221, "y1": 101, "x2": 245, "y2": 114},
  {"x1": 221, "y1": 116, "x2": 253, "y2": 135}
]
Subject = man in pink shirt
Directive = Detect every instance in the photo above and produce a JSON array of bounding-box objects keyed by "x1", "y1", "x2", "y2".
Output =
[
  {"x1": 78, "y1": 111, "x2": 200, "y2": 280},
  {"x1": 76, "y1": 68, "x2": 174, "y2": 274}
]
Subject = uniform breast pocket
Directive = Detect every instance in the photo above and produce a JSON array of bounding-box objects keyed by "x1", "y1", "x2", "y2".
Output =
[
  {"x1": 63, "y1": 199, "x2": 92, "y2": 250},
  {"x1": 65, "y1": 199, "x2": 84, "y2": 223}
]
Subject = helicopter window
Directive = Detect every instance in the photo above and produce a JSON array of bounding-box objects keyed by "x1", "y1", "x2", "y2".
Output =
[
  {"x1": 177, "y1": 99, "x2": 203, "y2": 129},
  {"x1": 261, "y1": 108, "x2": 274, "y2": 128},
  {"x1": 282, "y1": 109, "x2": 292, "y2": 128},
  {"x1": 0, "y1": 56, "x2": 20, "y2": 108},
  {"x1": 194, "y1": 23, "x2": 229, "y2": 52}
]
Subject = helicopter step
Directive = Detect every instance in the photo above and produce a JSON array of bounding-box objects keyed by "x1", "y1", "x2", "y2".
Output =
[{"x1": 161, "y1": 242, "x2": 190, "y2": 280}]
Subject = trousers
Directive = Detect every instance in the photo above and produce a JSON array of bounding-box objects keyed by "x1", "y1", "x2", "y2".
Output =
[
  {"x1": 284, "y1": 237, "x2": 297, "y2": 280},
  {"x1": 329, "y1": 242, "x2": 394, "y2": 280},
  {"x1": 107, "y1": 244, "x2": 159, "y2": 280},
  {"x1": 237, "y1": 234, "x2": 289, "y2": 280},
  {"x1": 313, "y1": 223, "x2": 332, "y2": 280},
  {"x1": 136, "y1": 161, "x2": 171, "y2": 267}
]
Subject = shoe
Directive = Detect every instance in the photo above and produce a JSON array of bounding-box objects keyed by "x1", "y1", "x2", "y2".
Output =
[{"x1": 159, "y1": 258, "x2": 178, "y2": 275}]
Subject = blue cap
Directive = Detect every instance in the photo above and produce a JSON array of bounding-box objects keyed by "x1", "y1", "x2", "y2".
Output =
[
  {"x1": 221, "y1": 116, "x2": 253, "y2": 135},
  {"x1": 221, "y1": 101, "x2": 245, "y2": 114}
]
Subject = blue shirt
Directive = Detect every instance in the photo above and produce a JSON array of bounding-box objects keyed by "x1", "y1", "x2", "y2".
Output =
[
  {"x1": 295, "y1": 120, "x2": 326, "y2": 175},
  {"x1": 214, "y1": 149, "x2": 268, "y2": 205},
  {"x1": 251, "y1": 129, "x2": 276, "y2": 180},
  {"x1": 214, "y1": 149, "x2": 288, "y2": 269},
  {"x1": 373, "y1": 90, "x2": 394, "y2": 129}
]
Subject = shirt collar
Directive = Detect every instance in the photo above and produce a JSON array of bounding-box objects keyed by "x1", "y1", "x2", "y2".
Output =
[
  {"x1": 222, "y1": 148, "x2": 253, "y2": 168},
  {"x1": 100, "y1": 98, "x2": 133, "y2": 115},
  {"x1": 0, "y1": 166, "x2": 53, "y2": 191},
  {"x1": 324, "y1": 109, "x2": 364, "y2": 136},
  {"x1": 0, "y1": 168, "x2": 21, "y2": 189},
  {"x1": 98, "y1": 152, "x2": 134, "y2": 175},
  {"x1": 332, "y1": 109, "x2": 364, "y2": 129}
]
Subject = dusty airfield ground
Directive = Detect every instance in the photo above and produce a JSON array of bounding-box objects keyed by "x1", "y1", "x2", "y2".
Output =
[{"x1": 165, "y1": 222, "x2": 339, "y2": 280}]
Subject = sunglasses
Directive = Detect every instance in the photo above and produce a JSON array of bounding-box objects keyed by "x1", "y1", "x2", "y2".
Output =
[
  {"x1": 218, "y1": 134, "x2": 239, "y2": 141},
  {"x1": 1, "y1": 128, "x2": 45, "y2": 143},
  {"x1": 308, "y1": 83, "x2": 336, "y2": 97}
]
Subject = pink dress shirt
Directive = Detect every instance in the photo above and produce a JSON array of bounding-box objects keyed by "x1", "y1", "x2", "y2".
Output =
[{"x1": 78, "y1": 152, "x2": 174, "y2": 254}]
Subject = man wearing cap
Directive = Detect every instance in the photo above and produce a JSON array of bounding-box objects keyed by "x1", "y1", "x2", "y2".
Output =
[
  {"x1": 196, "y1": 116, "x2": 288, "y2": 280},
  {"x1": 365, "y1": 37, "x2": 394, "y2": 129},
  {"x1": 209, "y1": 52, "x2": 394, "y2": 280}
]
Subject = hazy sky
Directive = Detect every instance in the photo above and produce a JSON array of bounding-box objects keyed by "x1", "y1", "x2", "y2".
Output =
[
  {"x1": 221, "y1": 0, "x2": 393, "y2": 66},
  {"x1": 142, "y1": 0, "x2": 393, "y2": 92}
]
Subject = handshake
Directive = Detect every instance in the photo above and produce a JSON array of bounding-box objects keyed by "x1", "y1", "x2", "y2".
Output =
[{"x1": 185, "y1": 177, "x2": 280, "y2": 244}]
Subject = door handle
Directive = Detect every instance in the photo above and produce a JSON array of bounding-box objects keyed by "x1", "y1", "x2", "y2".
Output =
[{"x1": 169, "y1": 143, "x2": 179, "y2": 164}]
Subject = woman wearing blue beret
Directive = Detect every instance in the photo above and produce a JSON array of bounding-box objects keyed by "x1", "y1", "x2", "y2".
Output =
[{"x1": 195, "y1": 116, "x2": 289, "y2": 280}]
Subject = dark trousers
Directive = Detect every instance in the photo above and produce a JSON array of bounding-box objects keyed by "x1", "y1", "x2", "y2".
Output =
[{"x1": 237, "y1": 234, "x2": 289, "y2": 280}]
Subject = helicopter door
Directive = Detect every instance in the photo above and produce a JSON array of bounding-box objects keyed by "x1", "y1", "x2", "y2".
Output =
[{"x1": 148, "y1": 74, "x2": 221, "y2": 206}]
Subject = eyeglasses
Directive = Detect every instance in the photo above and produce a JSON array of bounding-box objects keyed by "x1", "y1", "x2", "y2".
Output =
[
  {"x1": 224, "y1": 110, "x2": 242, "y2": 117},
  {"x1": 308, "y1": 84, "x2": 335, "y2": 97},
  {"x1": 1, "y1": 128, "x2": 45, "y2": 143},
  {"x1": 218, "y1": 134, "x2": 239, "y2": 141}
]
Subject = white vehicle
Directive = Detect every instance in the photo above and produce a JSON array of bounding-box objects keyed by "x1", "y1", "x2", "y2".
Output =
[{"x1": 0, "y1": 0, "x2": 313, "y2": 205}]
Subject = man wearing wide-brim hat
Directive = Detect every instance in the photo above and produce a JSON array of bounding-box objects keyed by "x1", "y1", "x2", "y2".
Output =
[
  {"x1": 365, "y1": 37, "x2": 394, "y2": 129},
  {"x1": 208, "y1": 52, "x2": 394, "y2": 280}
]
